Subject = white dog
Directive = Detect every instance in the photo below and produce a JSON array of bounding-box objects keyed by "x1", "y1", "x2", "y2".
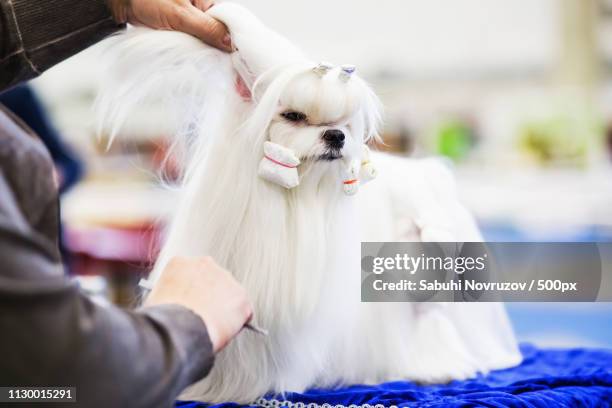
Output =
[{"x1": 97, "y1": 3, "x2": 521, "y2": 403}]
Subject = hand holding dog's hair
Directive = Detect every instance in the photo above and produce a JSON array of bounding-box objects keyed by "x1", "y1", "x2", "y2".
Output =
[
  {"x1": 108, "y1": 0, "x2": 232, "y2": 52},
  {"x1": 144, "y1": 256, "x2": 253, "y2": 353}
]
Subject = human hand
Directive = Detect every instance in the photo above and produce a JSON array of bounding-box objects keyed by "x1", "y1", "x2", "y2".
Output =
[
  {"x1": 145, "y1": 256, "x2": 253, "y2": 353},
  {"x1": 108, "y1": 0, "x2": 232, "y2": 52}
]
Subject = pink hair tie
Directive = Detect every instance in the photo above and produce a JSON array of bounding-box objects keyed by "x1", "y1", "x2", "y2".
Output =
[{"x1": 265, "y1": 154, "x2": 298, "y2": 169}]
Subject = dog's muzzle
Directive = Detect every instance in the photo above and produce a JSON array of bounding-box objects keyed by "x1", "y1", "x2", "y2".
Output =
[{"x1": 258, "y1": 142, "x2": 377, "y2": 196}]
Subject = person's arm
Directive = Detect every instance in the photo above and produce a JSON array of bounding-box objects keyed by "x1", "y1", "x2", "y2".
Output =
[
  {"x1": 0, "y1": 0, "x2": 232, "y2": 92},
  {"x1": 0, "y1": 267, "x2": 215, "y2": 408},
  {"x1": 0, "y1": 0, "x2": 122, "y2": 91},
  {"x1": 0, "y1": 108, "x2": 250, "y2": 407}
]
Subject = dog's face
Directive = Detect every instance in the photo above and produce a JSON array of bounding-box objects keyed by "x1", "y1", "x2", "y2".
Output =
[{"x1": 266, "y1": 69, "x2": 365, "y2": 163}]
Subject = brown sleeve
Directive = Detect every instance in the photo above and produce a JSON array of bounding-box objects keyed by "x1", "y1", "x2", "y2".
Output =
[
  {"x1": 0, "y1": 0, "x2": 124, "y2": 91},
  {"x1": 0, "y1": 108, "x2": 214, "y2": 407}
]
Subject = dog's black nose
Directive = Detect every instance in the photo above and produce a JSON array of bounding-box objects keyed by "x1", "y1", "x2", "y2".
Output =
[{"x1": 322, "y1": 129, "x2": 345, "y2": 147}]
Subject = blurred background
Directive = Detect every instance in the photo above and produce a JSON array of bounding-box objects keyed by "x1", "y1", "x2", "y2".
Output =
[{"x1": 7, "y1": 0, "x2": 612, "y2": 349}]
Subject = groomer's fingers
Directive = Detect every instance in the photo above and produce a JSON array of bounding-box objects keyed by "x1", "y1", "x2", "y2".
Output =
[
  {"x1": 192, "y1": 0, "x2": 215, "y2": 11},
  {"x1": 179, "y1": 5, "x2": 232, "y2": 52},
  {"x1": 145, "y1": 256, "x2": 253, "y2": 353},
  {"x1": 123, "y1": 0, "x2": 231, "y2": 51}
]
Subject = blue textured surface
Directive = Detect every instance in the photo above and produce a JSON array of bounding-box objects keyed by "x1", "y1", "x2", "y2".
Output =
[{"x1": 176, "y1": 344, "x2": 612, "y2": 407}]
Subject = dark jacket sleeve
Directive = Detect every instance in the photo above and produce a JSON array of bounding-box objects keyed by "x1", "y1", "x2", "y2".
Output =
[
  {"x1": 0, "y1": 0, "x2": 123, "y2": 92},
  {"x1": 0, "y1": 107, "x2": 215, "y2": 407}
]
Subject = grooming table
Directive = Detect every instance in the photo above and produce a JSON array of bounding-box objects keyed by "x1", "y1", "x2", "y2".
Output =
[{"x1": 176, "y1": 344, "x2": 612, "y2": 407}]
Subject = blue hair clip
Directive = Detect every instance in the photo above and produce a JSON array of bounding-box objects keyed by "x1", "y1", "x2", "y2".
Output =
[{"x1": 339, "y1": 64, "x2": 356, "y2": 82}]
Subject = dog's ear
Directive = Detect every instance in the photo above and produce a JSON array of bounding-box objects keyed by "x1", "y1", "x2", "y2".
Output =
[{"x1": 235, "y1": 74, "x2": 252, "y2": 101}]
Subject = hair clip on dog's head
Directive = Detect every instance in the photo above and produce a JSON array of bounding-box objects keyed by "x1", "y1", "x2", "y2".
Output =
[
  {"x1": 313, "y1": 62, "x2": 334, "y2": 77},
  {"x1": 339, "y1": 65, "x2": 356, "y2": 82},
  {"x1": 312, "y1": 63, "x2": 356, "y2": 83}
]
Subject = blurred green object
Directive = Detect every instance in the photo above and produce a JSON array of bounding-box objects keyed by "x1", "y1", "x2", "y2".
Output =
[
  {"x1": 435, "y1": 119, "x2": 473, "y2": 161},
  {"x1": 518, "y1": 107, "x2": 603, "y2": 167}
]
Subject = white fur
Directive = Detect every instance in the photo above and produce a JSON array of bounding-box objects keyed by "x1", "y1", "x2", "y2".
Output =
[{"x1": 97, "y1": 3, "x2": 521, "y2": 403}]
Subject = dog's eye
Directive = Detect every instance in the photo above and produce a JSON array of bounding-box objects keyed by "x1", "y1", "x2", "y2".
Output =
[{"x1": 281, "y1": 111, "x2": 307, "y2": 123}]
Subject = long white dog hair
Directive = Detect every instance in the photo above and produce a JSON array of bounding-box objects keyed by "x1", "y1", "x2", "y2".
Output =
[{"x1": 97, "y1": 3, "x2": 521, "y2": 403}]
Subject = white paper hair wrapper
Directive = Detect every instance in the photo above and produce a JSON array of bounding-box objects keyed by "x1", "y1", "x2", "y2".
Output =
[
  {"x1": 359, "y1": 145, "x2": 377, "y2": 183},
  {"x1": 258, "y1": 141, "x2": 300, "y2": 188},
  {"x1": 341, "y1": 145, "x2": 378, "y2": 195},
  {"x1": 341, "y1": 159, "x2": 361, "y2": 195}
]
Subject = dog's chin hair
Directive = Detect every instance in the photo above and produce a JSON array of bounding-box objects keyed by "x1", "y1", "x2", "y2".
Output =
[
  {"x1": 299, "y1": 153, "x2": 342, "y2": 163},
  {"x1": 317, "y1": 152, "x2": 343, "y2": 161}
]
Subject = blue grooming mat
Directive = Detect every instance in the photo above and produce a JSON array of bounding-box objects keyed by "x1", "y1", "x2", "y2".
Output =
[{"x1": 176, "y1": 344, "x2": 612, "y2": 407}]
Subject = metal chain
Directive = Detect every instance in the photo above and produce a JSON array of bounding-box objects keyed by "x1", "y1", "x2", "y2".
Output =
[{"x1": 253, "y1": 398, "x2": 398, "y2": 408}]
